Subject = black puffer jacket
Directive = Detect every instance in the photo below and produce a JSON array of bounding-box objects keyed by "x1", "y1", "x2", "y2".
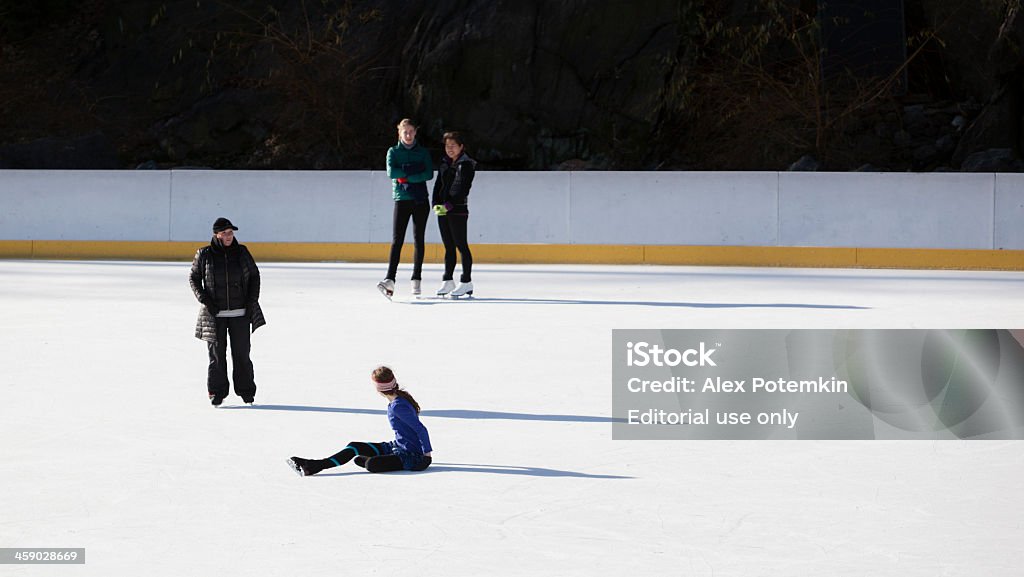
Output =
[
  {"x1": 431, "y1": 153, "x2": 476, "y2": 215},
  {"x1": 189, "y1": 238, "x2": 267, "y2": 343}
]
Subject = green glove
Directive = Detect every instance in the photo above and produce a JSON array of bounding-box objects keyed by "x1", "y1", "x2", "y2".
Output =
[{"x1": 433, "y1": 204, "x2": 448, "y2": 216}]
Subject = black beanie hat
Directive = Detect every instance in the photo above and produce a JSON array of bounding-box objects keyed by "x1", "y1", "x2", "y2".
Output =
[{"x1": 212, "y1": 217, "x2": 238, "y2": 233}]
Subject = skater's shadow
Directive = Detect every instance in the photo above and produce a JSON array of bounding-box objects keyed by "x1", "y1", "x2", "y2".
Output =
[
  {"x1": 317, "y1": 463, "x2": 632, "y2": 479},
  {"x1": 423, "y1": 463, "x2": 633, "y2": 479},
  {"x1": 257, "y1": 263, "x2": 1022, "y2": 284},
  {"x1": 407, "y1": 297, "x2": 867, "y2": 309},
  {"x1": 231, "y1": 405, "x2": 623, "y2": 423}
]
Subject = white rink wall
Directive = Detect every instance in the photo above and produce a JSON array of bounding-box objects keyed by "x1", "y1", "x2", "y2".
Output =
[{"x1": 1, "y1": 169, "x2": 1022, "y2": 249}]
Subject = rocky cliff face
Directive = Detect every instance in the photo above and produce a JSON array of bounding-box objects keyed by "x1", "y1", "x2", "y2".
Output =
[
  {"x1": 398, "y1": 0, "x2": 679, "y2": 169},
  {"x1": 0, "y1": 0, "x2": 1021, "y2": 171}
]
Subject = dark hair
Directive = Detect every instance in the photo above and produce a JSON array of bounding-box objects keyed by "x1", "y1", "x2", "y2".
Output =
[
  {"x1": 442, "y1": 131, "x2": 465, "y2": 147},
  {"x1": 395, "y1": 389, "x2": 421, "y2": 413},
  {"x1": 372, "y1": 366, "x2": 421, "y2": 413}
]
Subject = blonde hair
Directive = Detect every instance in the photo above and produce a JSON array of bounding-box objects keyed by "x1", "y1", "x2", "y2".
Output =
[{"x1": 397, "y1": 118, "x2": 417, "y2": 130}]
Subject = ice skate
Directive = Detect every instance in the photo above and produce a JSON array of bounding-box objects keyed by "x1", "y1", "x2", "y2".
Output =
[
  {"x1": 376, "y1": 278, "x2": 395, "y2": 301},
  {"x1": 449, "y1": 281, "x2": 474, "y2": 299},
  {"x1": 286, "y1": 456, "x2": 323, "y2": 477},
  {"x1": 286, "y1": 457, "x2": 307, "y2": 476},
  {"x1": 411, "y1": 279, "x2": 422, "y2": 296},
  {"x1": 436, "y1": 280, "x2": 455, "y2": 297}
]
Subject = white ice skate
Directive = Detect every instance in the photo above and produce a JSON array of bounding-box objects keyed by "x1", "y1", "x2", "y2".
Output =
[
  {"x1": 436, "y1": 280, "x2": 455, "y2": 297},
  {"x1": 449, "y1": 281, "x2": 474, "y2": 299},
  {"x1": 285, "y1": 457, "x2": 306, "y2": 477},
  {"x1": 411, "y1": 279, "x2": 422, "y2": 296},
  {"x1": 376, "y1": 279, "x2": 395, "y2": 301}
]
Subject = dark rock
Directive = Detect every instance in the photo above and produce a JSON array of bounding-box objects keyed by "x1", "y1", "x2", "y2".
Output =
[
  {"x1": 787, "y1": 155, "x2": 819, "y2": 171},
  {"x1": 155, "y1": 89, "x2": 273, "y2": 163},
  {"x1": 935, "y1": 135, "x2": 956, "y2": 154},
  {"x1": 556, "y1": 158, "x2": 608, "y2": 170},
  {"x1": 917, "y1": 0, "x2": 1006, "y2": 101},
  {"x1": 0, "y1": 133, "x2": 119, "y2": 168},
  {"x1": 953, "y1": 88, "x2": 1018, "y2": 166},
  {"x1": 988, "y1": 1, "x2": 1024, "y2": 78},
  {"x1": 1, "y1": 0, "x2": 1023, "y2": 171},
  {"x1": 874, "y1": 122, "x2": 892, "y2": 139},
  {"x1": 960, "y1": 148, "x2": 1024, "y2": 172},
  {"x1": 854, "y1": 133, "x2": 884, "y2": 160},
  {"x1": 903, "y1": 105, "x2": 928, "y2": 131},
  {"x1": 913, "y1": 144, "x2": 939, "y2": 164},
  {"x1": 893, "y1": 130, "x2": 913, "y2": 148},
  {"x1": 401, "y1": 0, "x2": 679, "y2": 169}
]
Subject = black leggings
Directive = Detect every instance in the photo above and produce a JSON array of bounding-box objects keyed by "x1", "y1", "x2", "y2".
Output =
[
  {"x1": 326, "y1": 442, "x2": 401, "y2": 473},
  {"x1": 386, "y1": 200, "x2": 430, "y2": 281},
  {"x1": 438, "y1": 214, "x2": 472, "y2": 283},
  {"x1": 297, "y1": 441, "x2": 430, "y2": 474},
  {"x1": 322, "y1": 441, "x2": 432, "y2": 473}
]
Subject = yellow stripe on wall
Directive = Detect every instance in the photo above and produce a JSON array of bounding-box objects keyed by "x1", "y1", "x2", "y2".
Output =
[
  {"x1": 854, "y1": 248, "x2": 1024, "y2": 270},
  {"x1": 0, "y1": 241, "x2": 33, "y2": 259},
  {"x1": 29, "y1": 241, "x2": 200, "y2": 260},
  {"x1": 643, "y1": 245, "x2": 860, "y2": 267},
  {"x1": 0, "y1": 241, "x2": 1021, "y2": 270}
]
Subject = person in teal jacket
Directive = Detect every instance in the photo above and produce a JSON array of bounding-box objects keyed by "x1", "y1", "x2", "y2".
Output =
[{"x1": 378, "y1": 118, "x2": 434, "y2": 299}]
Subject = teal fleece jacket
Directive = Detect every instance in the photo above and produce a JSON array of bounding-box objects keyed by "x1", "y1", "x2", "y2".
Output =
[{"x1": 386, "y1": 141, "x2": 434, "y2": 201}]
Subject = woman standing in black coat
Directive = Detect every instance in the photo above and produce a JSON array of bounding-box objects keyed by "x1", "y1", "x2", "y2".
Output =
[
  {"x1": 431, "y1": 131, "x2": 476, "y2": 298},
  {"x1": 189, "y1": 217, "x2": 266, "y2": 406}
]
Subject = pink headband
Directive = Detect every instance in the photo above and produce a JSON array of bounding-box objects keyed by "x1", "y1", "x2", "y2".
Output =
[{"x1": 374, "y1": 377, "x2": 398, "y2": 393}]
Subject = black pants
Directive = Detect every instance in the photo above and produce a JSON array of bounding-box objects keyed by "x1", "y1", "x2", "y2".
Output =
[
  {"x1": 357, "y1": 454, "x2": 432, "y2": 473},
  {"x1": 319, "y1": 441, "x2": 431, "y2": 473},
  {"x1": 438, "y1": 214, "x2": 472, "y2": 282},
  {"x1": 207, "y1": 316, "x2": 256, "y2": 401},
  {"x1": 386, "y1": 200, "x2": 430, "y2": 281}
]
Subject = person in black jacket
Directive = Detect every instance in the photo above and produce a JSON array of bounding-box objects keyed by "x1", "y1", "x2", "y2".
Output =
[
  {"x1": 189, "y1": 217, "x2": 267, "y2": 406},
  {"x1": 431, "y1": 131, "x2": 476, "y2": 298}
]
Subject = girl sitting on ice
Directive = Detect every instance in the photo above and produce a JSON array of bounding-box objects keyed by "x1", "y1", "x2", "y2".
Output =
[{"x1": 287, "y1": 366, "x2": 432, "y2": 475}]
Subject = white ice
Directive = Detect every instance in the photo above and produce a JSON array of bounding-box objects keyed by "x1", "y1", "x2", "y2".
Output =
[{"x1": 1, "y1": 259, "x2": 1023, "y2": 576}]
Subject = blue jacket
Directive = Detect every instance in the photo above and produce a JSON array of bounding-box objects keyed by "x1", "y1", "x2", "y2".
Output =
[{"x1": 388, "y1": 397, "x2": 432, "y2": 455}]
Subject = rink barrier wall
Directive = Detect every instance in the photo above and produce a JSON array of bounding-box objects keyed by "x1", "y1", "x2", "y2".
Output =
[
  {"x1": 0, "y1": 240, "x2": 1022, "y2": 270},
  {"x1": 1, "y1": 169, "x2": 1023, "y2": 269}
]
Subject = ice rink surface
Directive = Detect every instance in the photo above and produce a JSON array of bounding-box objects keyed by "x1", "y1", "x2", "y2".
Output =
[{"x1": 2, "y1": 259, "x2": 1023, "y2": 576}]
